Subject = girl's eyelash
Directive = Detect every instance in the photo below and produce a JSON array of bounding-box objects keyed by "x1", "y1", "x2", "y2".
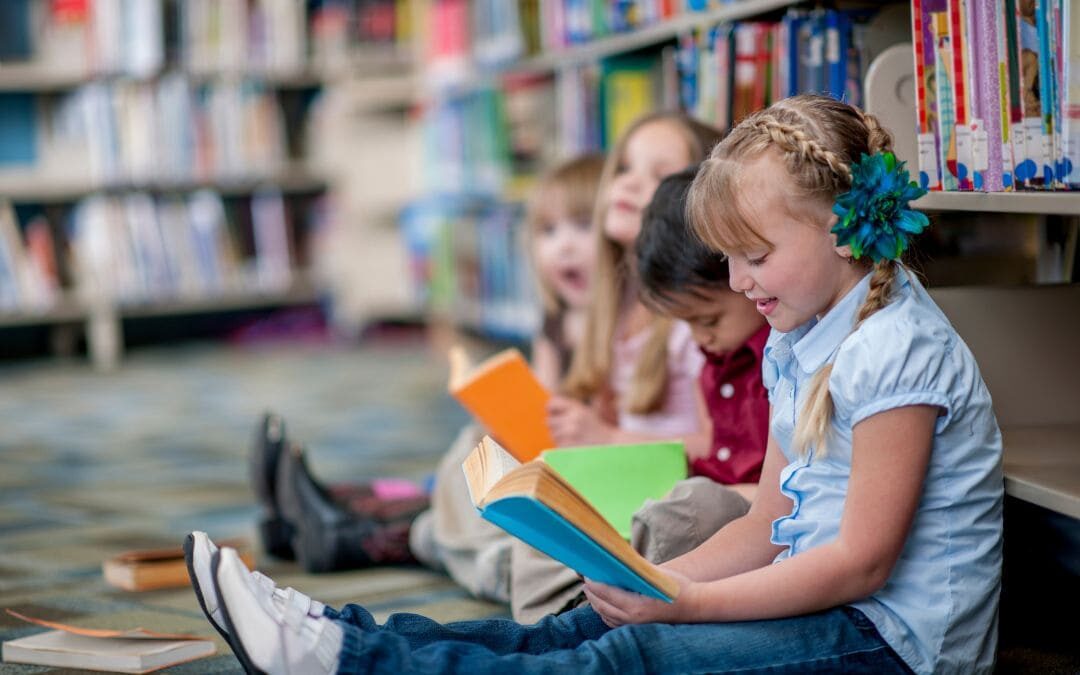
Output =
[{"x1": 747, "y1": 255, "x2": 767, "y2": 267}]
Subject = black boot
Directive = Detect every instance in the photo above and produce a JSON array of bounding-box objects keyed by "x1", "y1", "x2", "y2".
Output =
[
  {"x1": 276, "y1": 443, "x2": 416, "y2": 573},
  {"x1": 250, "y1": 412, "x2": 295, "y2": 560}
]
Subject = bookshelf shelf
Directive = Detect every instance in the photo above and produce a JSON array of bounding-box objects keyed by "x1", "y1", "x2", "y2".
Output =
[
  {"x1": 479, "y1": 0, "x2": 803, "y2": 78},
  {"x1": 0, "y1": 48, "x2": 414, "y2": 93},
  {"x1": 116, "y1": 276, "x2": 319, "y2": 319},
  {"x1": 1003, "y1": 425, "x2": 1080, "y2": 520},
  {"x1": 0, "y1": 297, "x2": 88, "y2": 328},
  {"x1": 0, "y1": 165, "x2": 329, "y2": 203},
  {"x1": 915, "y1": 192, "x2": 1080, "y2": 216}
]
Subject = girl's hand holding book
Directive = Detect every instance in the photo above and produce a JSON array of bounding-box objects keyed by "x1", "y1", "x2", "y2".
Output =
[
  {"x1": 546, "y1": 396, "x2": 615, "y2": 446},
  {"x1": 583, "y1": 568, "x2": 698, "y2": 628}
]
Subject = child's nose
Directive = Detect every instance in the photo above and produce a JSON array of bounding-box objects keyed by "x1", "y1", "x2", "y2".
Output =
[{"x1": 728, "y1": 259, "x2": 753, "y2": 292}]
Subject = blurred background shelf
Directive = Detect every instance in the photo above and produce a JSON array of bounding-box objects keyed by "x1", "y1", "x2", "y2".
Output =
[{"x1": 916, "y1": 192, "x2": 1080, "y2": 216}]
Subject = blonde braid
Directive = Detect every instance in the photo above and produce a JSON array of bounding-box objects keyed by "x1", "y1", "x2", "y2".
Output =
[
  {"x1": 750, "y1": 117, "x2": 852, "y2": 183},
  {"x1": 792, "y1": 260, "x2": 899, "y2": 459}
]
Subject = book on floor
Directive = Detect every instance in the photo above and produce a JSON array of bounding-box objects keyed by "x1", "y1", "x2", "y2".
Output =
[
  {"x1": 1, "y1": 610, "x2": 215, "y2": 674},
  {"x1": 462, "y1": 436, "x2": 681, "y2": 602},
  {"x1": 103, "y1": 539, "x2": 255, "y2": 591},
  {"x1": 448, "y1": 345, "x2": 556, "y2": 462}
]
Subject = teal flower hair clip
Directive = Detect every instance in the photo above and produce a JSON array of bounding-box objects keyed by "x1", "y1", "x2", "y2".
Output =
[{"x1": 831, "y1": 151, "x2": 929, "y2": 262}]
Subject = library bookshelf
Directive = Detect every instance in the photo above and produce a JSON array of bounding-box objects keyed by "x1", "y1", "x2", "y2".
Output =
[
  {"x1": 0, "y1": 1, "x2": 416, "y2": 368},
  {"x1": 407, "y1": 0, "x2": 1079, "y2": 533}
]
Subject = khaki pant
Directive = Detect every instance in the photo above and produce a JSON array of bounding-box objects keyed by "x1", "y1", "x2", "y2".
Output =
[
  {"x1": 409, "y1": 430, "x2": 751, "y2": 620},
  {"x1": 409, "y1": 424, "x2": 515, "y2": 603}
]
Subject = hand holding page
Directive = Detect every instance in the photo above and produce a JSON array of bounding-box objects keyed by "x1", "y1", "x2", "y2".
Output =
[
  {"x1": 448, "y1": 346, "x2": 556, "y2": 462},
  {"x1": 462, "y1": 436, "x2": 680, "y2": 602}
]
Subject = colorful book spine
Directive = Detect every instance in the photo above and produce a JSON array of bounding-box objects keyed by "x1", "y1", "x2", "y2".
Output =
[
  {"x1": 913, "y1": 0, "x2": 944, "y2": 189},
  {"x1": 1036, "y1": 0, "x2": 1058, "y2": 185},
  {"x1": 970, "y1": 0, "x2": 1006, "y2": 190},
  {"x1": 1003, "y1": 0, "x2": 1033, "y2": 186},
  {"x1": 948, "y1": 0, "x2": 975, "y2": 190},
  {"x1": 1062, "y1": 0, "x2": 1080, "y2": 186},
  {"x1": 993, "y1": 0, "x2": 1017, "y2": 188},
  {"x1": 933, "y1": 11, "x2": 960, "y2": 190}
]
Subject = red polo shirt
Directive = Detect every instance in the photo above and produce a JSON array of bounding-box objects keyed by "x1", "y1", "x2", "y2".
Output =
[{"x1": 691, "y1": 324, "x2": 771, "y2": 485}]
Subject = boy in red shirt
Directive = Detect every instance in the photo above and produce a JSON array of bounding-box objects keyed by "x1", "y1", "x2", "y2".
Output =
[{"x1": 629, "y1": 165, "x2": 771, "y2": 562}]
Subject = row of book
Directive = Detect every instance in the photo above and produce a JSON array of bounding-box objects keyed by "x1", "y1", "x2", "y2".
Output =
[
  {"x1": 679, "y1": 7, "x2": 876, "y2": 130},
  {"x1": 399, "y1": 195, "x2": 537, "y2": 341},
  {"x1": 912, "y1": 0, "x2": 1079, "y2": 191},
  {"x1": 0, "y1": 190, "x2": 323, "y2": 313},
  {"x1": 419, "y1": 0, "x2": 753, "y2": 80},
  {"x1": 1, "y1": 77, "x2": 291, "y2": 186},
  {"x1": 0, "y1": 0, "x2": 410, "y2": 79}
]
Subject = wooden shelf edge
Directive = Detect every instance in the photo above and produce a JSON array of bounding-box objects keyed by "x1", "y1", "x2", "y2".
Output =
[
  {"x1": 915, "y1": 191, "x2": 1080, "y2": 216},
  {"x1": 0, "y1": 166, "x2": 330, "y2": 203},
  {"x1": 422, "y1": 0, "x2": 801, "y2": 94},
  {"x1": 1002, "y1": 425, "x2": 1080, "y2": 520},
  {"x1": 0, "y1": 49, "x2": 415, "y2": 92},
  {"x1": 0, "y1": 298, "x2": 89, "y2": 327},
  {"x1": 115, "y1": 280, "x2": 320, "y2": 319}
]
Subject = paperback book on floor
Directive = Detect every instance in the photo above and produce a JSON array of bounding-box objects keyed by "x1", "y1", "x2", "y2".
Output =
[{"x1": 1, "y1": 610, "x2": 215, "y2": 673}]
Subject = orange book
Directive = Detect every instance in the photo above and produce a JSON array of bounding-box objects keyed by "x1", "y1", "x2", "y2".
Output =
[{"x1": 448, "y1": 346, "x2": 555, "y2": 462}]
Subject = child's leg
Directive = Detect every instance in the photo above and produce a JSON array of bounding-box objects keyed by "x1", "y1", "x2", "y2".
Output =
[
  {"x1": 630, "y1": 476, "x2": 750, "y2": 562},
  {"x1": 509, "y1": 541, "x2": 586, "y2": 623},
  {"x1": 327, "y1": 604, "x2": 607, "y2": 654},
  {"x1": 408, "y1": 423, "x2": 514, "y2": 603},
  {"x1": 333, "y1": 606, "x2": 912, "y2": 674}
]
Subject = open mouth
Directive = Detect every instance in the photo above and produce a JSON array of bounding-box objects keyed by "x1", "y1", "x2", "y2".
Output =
[
  {"x1": 755, "y1": 298, "x2": 778, "y2": 316},
  {"x1": 558, "y1": 267, "x2": 588, "y2": 292}
]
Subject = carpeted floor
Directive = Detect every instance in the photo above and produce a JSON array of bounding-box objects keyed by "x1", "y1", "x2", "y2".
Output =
[{"x1": 0, "y1": 336, "x2": 508, "y2": 673}]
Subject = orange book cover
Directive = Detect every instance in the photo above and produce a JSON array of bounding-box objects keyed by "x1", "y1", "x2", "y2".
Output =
[{"x1": 448, "y1": 346, "x2": 555, "y2": 462}]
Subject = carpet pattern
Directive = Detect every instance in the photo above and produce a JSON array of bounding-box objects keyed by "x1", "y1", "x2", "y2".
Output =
[{"x1": 0, "y1": 338, "x2": 508, "y2": 673}]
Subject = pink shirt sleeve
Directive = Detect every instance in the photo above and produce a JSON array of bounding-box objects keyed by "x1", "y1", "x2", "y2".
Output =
[{"x1": 616, "y1": 321, "x2": 705, "y2": 437}]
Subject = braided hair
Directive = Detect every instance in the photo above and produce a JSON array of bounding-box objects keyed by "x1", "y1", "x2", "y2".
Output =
[{"x1": 687, "y1": 94, "x2": 899, "y2": 458}]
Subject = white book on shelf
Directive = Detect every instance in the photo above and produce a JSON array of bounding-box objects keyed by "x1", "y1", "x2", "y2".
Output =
[
  {"x1": 124, "y1": 0, "x2": 164, "y2": 78},
  {"x1": 0, "y1": 201, "x2": 23, "y2": 311},
  {"x1": 187, "y1": 189, "x2": 229, "y2": 293},
  {"x1": 251, "y1": 188, "x2": 293, "y2": 291},
  {"x1": 157, "y1": 196, "x2": 204, "y2": 298},
  {"x1": 91, "y1": 0, "x2": 123, "y2": 74}
]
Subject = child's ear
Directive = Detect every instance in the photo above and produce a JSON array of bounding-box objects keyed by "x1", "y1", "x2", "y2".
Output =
[{"x1": 828, "y1": 228, "x2": 854, "y2": 260}]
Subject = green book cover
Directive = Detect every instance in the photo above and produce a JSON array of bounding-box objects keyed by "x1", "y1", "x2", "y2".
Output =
[{"x1": 541, "y1": 441, "x2": 687, "y2": 540}]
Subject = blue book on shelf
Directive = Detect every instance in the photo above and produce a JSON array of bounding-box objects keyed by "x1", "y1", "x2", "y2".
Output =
[
  {"x1": 0, "y1": 94, "x2": 37, "y2": 168},
  {"x1": 0, "y1": 0, "x2": 32, "y2": 60},
  {"x1": 824, "y1": 10, "x2": 849, "y2": 101}
]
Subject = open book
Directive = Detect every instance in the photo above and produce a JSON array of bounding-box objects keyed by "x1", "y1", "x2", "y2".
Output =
[
  {"x1": 462, "y1": 436, "x2": 681, "y2": 601},
  {"x1": 1, "y1": 610, "x2": 215, "y2": 673},
  {"x1": 448, "y1": 346, "x2": 555, "y2": 462}
]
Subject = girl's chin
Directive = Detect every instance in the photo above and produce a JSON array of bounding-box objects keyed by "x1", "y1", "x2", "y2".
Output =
[{"x1": 603, "y1": 218, "x2": 641, "y2": 246}]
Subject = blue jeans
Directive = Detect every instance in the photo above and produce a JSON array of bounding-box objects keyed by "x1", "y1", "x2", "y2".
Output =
[{"x1": 325, "y1": 603, "x2": 913, "y2": 674}]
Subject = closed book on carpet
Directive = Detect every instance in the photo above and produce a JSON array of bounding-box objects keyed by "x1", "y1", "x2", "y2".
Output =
[
  {"x1": 462, "y1": 436, "x2": 680, "y2": 602},
  {"x1": 104, "y1": 539, "x2": 255, "y2": 591},
  {"x1": 448, "y1": 346, "x2": 555, "y2": 462},
  {"x1": 2, "y1": 610, "x2": 215, "y2": 673}
]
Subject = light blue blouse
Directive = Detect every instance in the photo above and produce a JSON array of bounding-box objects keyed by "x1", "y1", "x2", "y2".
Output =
[{"x1": 762, "y1": 269, "x2": 1003, "y2": 675}]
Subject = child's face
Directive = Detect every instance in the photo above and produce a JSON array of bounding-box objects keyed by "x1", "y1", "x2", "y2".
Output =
[
  {"x1": 663, "y1": 287, "x2": 767, "y2": 355},
  {"x1": 605, "y1": 120, "x2": 694, "y2": 247},
  {"x1": 720, "y1": 153, "x2": 862, "y2": 333},
  {"x1": 534, "y1": 212, "x2": 596, "y2": 309}
]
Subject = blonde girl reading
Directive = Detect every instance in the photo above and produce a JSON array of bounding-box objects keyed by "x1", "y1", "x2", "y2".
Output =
[{"x1": 189, "y1": 95, "x2": 1001, "y2": 674}]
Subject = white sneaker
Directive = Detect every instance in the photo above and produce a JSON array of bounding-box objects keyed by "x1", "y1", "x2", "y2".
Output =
[
  {"x1": 185, "y1": 531, "x2": 326, "y2": 642},
  {"x1": 214, "y1": 547, "x2": 342, "y2": 675}
]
